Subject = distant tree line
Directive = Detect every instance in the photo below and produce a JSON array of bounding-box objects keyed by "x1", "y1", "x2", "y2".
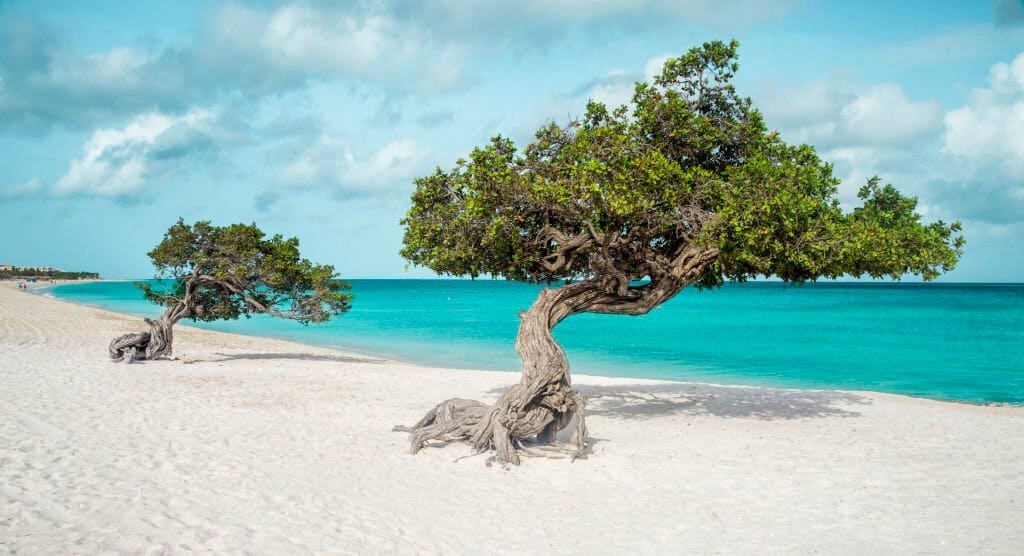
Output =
[{"x1": 0, "y1": 266, "x2": 100, "y2": 280}]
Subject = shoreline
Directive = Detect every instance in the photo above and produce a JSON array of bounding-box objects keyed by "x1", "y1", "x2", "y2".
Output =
[
  {"x1": 25, "y1": 280, "x2": 816, "y2": 394},
  {"x1": 9, "y1": 280, "x2": 1023, "y2": 412},
  {"x1": 37, "y1": 279, "x2": 1024, "y2": 408},
  {"x1": 2, "y1": 280, "x2": 1022, "y2": 553}
]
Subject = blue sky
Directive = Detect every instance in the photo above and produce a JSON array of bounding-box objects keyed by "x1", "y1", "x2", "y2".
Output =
[{"x1": 2, "y1": 0, "x2": 1023, "y2": 281}]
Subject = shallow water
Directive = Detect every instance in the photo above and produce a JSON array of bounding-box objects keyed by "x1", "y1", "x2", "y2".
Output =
[{"x1": 51, "y1": 279, "x2": 1024, "y2": 404}]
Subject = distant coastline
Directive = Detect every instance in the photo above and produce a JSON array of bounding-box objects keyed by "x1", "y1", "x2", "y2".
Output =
[{"x1": 0, "y1": 264, "x2": 100, "y2": 281}]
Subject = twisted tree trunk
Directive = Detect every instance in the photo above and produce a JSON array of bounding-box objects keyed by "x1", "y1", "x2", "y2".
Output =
[
  {"x1": 396, "y1": 246, "x2": 718, "y2": 466},
  {"x1": 109, "y1": 301, "x2": 190, "y2": 362},
  {"x1": 394, "y1": 286, "x2": 589, "y2": 465}
]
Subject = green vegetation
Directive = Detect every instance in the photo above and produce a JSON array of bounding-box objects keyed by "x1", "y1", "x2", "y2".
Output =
[
  {"x1": 0, "y1": 267, "x2": 99, "y2": 280},
  {"x1": 109, "y1": 218, "x2": 351, "y2": 362},
  {"x1": 396, "y1": 40, "x2": 964, "y2": 466},
  {"x1": 403, "y1": 40, "x2": 962, "y2": 285}
]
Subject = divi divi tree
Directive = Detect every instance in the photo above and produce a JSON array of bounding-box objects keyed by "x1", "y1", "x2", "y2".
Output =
[
  {"x1": 109, "y1": 219, "x2": 352, "y2": 362},
  {"x1": 397, "y1": 40, "x2": 963, "y2": 465}
]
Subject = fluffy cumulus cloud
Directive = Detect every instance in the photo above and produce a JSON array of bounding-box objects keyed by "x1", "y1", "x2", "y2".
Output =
[
  {"x1": 53, "y1": 110, "x2": 217, "y2": 198},
  {"x1": 839, "y1": 84, "x2": 943, "y2": 145},
  {"x1": 276, "y1": 135, "x2": 430, "y2": 200},
  {"x1": 200, "y1": 2, "x2": 467, "y2": 93},
  {"x1": 944, "y1": 51, "x2": 1024, "y2": 180},
  {"x1": 757, "y1": 78, "x2": 943, "y2": 148},
  {"x1": 928, "y1": 51, "x2": 1024, "y2": 224}
]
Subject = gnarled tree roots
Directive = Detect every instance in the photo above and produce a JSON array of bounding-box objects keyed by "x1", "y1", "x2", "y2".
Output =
[
  {"x1": 108, "y1": 317, "x2": 174, "y2": 363},
  {"x1": 394, "y1": 383, "x2": 588, "y2": 467}
]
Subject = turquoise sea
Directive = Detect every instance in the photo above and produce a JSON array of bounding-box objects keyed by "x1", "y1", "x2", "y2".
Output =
[{"x1": 49, "y1": 280, "x2": 1024, "y2": 405}]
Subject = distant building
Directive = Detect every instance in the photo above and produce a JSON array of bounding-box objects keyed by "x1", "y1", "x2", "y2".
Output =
[{"x1": 0, "y1": 264, "x2": 12, "y2": 271}]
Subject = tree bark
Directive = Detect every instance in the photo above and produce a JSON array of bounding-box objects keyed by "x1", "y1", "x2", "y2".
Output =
[
  {"x1": 108, "y1": 301, "x2": 190, "y2": 362},
  {"x1": 394, "y1": 286, "x2": 590, "y2": 465},
  {"x1": 396, "y1": 246, "x2": 719, "y2": 466}
]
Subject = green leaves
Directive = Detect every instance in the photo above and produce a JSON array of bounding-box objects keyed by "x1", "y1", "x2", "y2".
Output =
[
  {"x1": 402, "y1": 40, "x2": 963, "y2": 286},
  {"x1": 841, "y1": 178, "x2": 963, "y2": 280},
  {"x1": 139, "y1": 218, "x2": 352, "y2": 324}
]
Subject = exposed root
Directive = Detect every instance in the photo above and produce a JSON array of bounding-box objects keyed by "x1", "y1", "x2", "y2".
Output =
[
  {"x1": 394, "y1": 388, "x2": 588, "y2": 466},
  {"x1": 392, "y1": 398, "x2": 489, "y2": 454},
  {"x1": 109, "y1": 331, "x2": 150, "y2": 363},
  {"x1": 108, "y1": 317, "x2": 174, "y2": 362}
]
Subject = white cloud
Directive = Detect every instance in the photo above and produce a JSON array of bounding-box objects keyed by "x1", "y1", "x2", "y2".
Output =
[
  {"x1": 581, "y1": 53, "x2": 675, "y2": 110},
  {"x1": 593, "y1": 53, "x2": 688, "y2": 108},
  {"x1": 280, "y1": 135, "x2": 430, "y2": 198},
  {"x1": 840, "y1": 84, "x2": 943, "y2": 145},
  {"x1": 758, "y1": 78, "x2": 942, "y2": 148},
  {"x1": 644, "y1": 54, "x2": 673, "y2": 82},
  {"x1": 585, "y1": 70, "x2": 636, "y2": 110},
  {"x1": 991, "y1": 50, "x2": 1024, "y2": 93},
  {"x1": 201, "y1": 2, "x2": 467, "y2": 92},
  {"x1": 944, "y1": 51, "x2": 1024, "y2": 180},
  {"x1": 348, "y1": 139, "x2": 431, "y2": 187},
  {"x1": 67, "y1": 47, "x2": 150, "y2": 90},
  {"x1": 757, "y1": 76, "x2": 854, "y2": 136},
  {"x1": 224, "y1": 3, "x2": 394, "y2": 72},
  {"x1": 53, "y1": 109, "x2": 215, "y2": 197}
]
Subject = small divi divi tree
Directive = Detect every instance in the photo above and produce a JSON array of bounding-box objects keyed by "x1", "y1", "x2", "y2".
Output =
[
  {"x1": 396, "y1": 40, "x2": 964, "y2": 466},
  {"x1": 109, "y1": 219, "x2": 352, "y2": 362}
]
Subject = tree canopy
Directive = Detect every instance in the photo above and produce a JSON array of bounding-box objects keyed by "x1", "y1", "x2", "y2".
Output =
[
  {"x1": 139, "y1": 218, "x2": 352, "y2": 325},
  {"x1": 401, "y1": 40, "x2": 963, "y2": 289}
]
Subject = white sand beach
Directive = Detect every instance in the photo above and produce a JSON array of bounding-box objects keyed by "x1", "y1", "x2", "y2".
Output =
[{"x1": 1, "y1": 281, "x2": 1022, "y2": 554}]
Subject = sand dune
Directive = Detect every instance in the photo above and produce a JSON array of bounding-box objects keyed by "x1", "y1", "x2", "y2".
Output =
[{"x1": 1, "y1": 282, "x2": 1022, "y2": 554}]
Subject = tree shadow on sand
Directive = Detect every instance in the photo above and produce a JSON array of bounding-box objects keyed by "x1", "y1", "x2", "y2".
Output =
[
  {"x1": 205, "y1": 352, "x2": 386, "y2": 364},
  {"x1": 487, "y1": 382, "x2": 870, "y2": 420}
]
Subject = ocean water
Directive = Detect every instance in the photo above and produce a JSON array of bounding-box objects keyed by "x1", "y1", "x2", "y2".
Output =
[{"x1": 48, "y1": 279, "x2": 1024, "y2": 404}]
